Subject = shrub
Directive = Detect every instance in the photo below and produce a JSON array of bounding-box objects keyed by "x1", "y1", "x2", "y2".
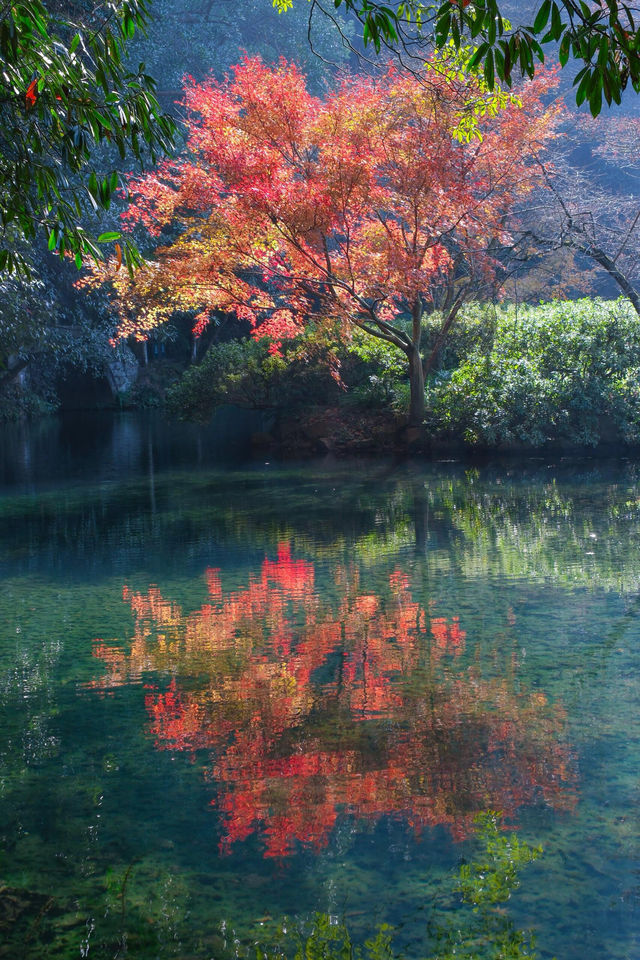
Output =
[
  {"x1": 429, "y1": 299, "x2": 640, "y2": 447},
  {"x1": 423, "y1": 303, "x2": 498, "y2": 372},
  {"x1": 343, "y1": 331, "x2": 408, "y2": 411},
  {"x1": 168, "y1": 334, "x2": 343, "y2": 421},
  {"x1": 0, "y1": 382, "x2": 55, "y2": 422}
]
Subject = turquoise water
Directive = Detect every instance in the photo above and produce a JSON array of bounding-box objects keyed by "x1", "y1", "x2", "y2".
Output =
[{"x1": 0, "y1": 413, "x2": 639, "y2": 959}]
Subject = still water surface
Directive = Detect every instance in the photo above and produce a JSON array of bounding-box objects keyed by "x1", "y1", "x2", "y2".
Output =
[{"x1": 0, "y1": 413, "x2": 638, "y2": 958}]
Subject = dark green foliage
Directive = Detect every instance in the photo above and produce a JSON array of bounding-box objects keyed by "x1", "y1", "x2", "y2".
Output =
[
  {"x1": 0, "y1": 382, "x2": 55, "y2": 422},
  {"x1": 170, "y1": 300, "x2": 640, "y2": 451},
  {"x1": 165, "y1": 298, "x2": 640, "y2": 450},
  {"x1": 167, "y1": 336, "x2": 343, "y2": 422},
  {"x1": 429, "y1": 299, "x2": 640, "y2": 447},
  {"x1": 332, "y1": 0, "x2": 640, "y2": 114},
  {"x1": 423, "y1": 305, "x2": 498, "y2": 373},
  {"x1": 0, "y1": 0, "x2": 175, "y2": 275},
  {"x1": 342, "y1": 309, "x2": 497, "y2": 416},
  {"x1": 343, "y1": 331, "x2": 408, "y2": 411}
]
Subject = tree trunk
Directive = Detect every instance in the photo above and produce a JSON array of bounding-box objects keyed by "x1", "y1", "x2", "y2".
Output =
[
  {"x1": 407, "y1": 344, "x2": 425, "y2": 427},
  {"x1": 567, "y1": 238, "x2": 640, "y2": 318},
  {"x1": 405, "y1": 298, "x2": 425, "y2": 428}
]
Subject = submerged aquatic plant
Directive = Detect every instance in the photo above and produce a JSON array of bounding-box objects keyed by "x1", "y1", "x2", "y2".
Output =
[
  {"x1": 252, "y1": 813, "x2": 543, "y2": 960},
  {"x1": 429, "y1": 812, "x2": 543, "y2": 959}
]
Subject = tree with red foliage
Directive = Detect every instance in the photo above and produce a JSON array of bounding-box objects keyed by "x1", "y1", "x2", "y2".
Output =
[{"x1": 93, "y1": 55, "x2": 560, "y2": 426}]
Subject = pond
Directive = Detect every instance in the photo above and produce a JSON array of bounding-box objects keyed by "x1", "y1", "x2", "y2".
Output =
[{"x1": 0, "y1": 412, "x2": 638, "y2": 959}]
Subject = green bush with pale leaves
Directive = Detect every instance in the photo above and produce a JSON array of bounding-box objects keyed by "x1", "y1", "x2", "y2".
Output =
[{"x1": 428, "y1": 299, "x2": 640, "y2": 447}]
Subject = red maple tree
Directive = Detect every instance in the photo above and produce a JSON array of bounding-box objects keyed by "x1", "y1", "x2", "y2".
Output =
[{"x1": 88, "y1": 54, "x2": 561, "y2": 425}]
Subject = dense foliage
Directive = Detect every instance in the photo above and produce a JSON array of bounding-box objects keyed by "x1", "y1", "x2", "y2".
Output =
[
  {"x1": 167, "y1": 334, "x2": 342, "y2": 421},
  {"x1": 299, "y1": 0, "x2": 640, "y2": 115},
  {"x1": 166, "y1": 298, "x2": 640, "y2": 450},
  {"x1": 0, "y1": 0, "x2": 175, "y2": 274},
  {"x1": 87, "y1": 54, "x2": 559, "y2": 426},
  {"x1": 429, "y1": 299, "x2": 640, "y2": 447}
]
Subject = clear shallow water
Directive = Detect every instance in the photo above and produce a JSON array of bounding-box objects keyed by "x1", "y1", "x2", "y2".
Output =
[{"x1": 0, "y1": 413, "x2": 639, "y2": 959}]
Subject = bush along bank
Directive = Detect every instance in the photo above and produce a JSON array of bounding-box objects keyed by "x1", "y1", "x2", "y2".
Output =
[
  {"x1": 426, "y1": 298, "x2": 640, "y2": 450},
  {"x1": 163, "y1": 299, "x2": 640, "y2": 454}
]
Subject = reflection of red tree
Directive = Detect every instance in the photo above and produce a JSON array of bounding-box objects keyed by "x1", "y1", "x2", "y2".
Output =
[{"x1": 91, "y1": 543, "x2": 575, "y2": 857}]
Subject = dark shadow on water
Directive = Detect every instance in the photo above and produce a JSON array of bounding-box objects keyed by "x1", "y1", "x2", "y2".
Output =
[{"x1": 0, "y1": 407, "x2": 269, "y2": 492}]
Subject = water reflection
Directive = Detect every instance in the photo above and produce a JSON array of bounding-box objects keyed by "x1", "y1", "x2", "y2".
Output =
[{"x1": 90, "y1": 543, "x2": 576, "y2": 857}]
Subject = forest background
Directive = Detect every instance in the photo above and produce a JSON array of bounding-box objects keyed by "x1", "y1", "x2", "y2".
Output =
[{"x1": 5, "y1": 0, "x2": 640, "y2": 454}]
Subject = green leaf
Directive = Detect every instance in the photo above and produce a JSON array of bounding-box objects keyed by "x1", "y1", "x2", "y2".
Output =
[
  {"x1": 451, "y1": 15, "x2": 460, "y2": 48},
  {"x1": 97, "y1": 231, "x2": 121, "y2": 242},
  {"x1": 468, "y1": 42, "x2": 490, "y2": 70},
  {"x1": 435, "y1": 11, "x2": 451, "y2": 47},
  {"x1": 124, "y1": 14, "x2": 136, "y2": 39},
  {"x1": 598, "y1": 36, "x2": 610, "y2": 69},
  {"x1": 575, "y1": 68, "x2": 591, "y2": 105},
  {"x1": 502, "y1": 39, "x2": 512, "y2": 79},
  {"x1": 589, "y1": 81, "x2": 603, "y2": 115},
  {"x1": 488, "y1": 13, "x2": 497, "y2": 45},
  {"x1": 533, "y1": 0, "x2": 552, "y2": 34},
  {"x1": 484, "y1": 48, "x2": 495, "y2": 88}
]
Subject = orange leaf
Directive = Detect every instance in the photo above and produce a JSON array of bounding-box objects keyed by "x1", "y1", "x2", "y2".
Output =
[{"x1": 25, "y1": 79, "x2": 38, "y2": 108}]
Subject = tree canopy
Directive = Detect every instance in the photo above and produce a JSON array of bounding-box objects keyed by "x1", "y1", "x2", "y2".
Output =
[
  {"x1": 85, "y1": 53, "x2": 560, "y2": 425},
  {"x1": 0, "y1": 0, "x2": 175, "y2": 275},
  {"x1": 283, "y1": 0, "x2": 640, "y2": 116}
]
